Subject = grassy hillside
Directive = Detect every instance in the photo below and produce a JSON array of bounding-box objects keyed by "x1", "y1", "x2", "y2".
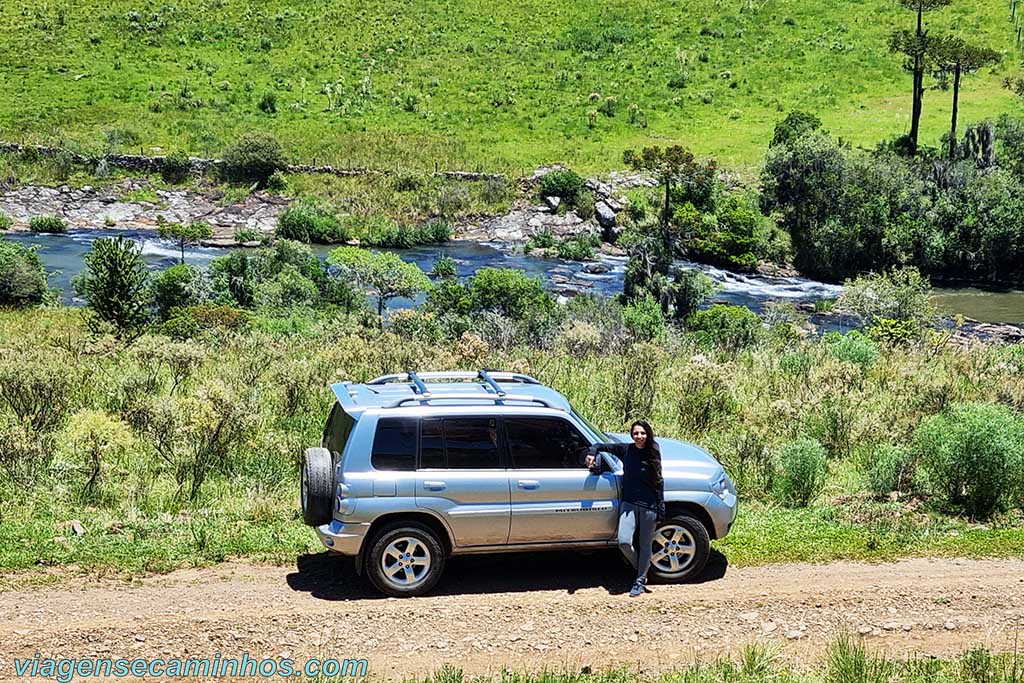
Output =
[{"x1": 0, "y1": 0, "x2": 1020, "y2": 172}]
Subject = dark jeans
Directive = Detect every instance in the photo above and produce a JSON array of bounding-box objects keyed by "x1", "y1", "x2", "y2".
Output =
[{"x1": 617, "y1": 501, "x2": 658, "y2": 582}]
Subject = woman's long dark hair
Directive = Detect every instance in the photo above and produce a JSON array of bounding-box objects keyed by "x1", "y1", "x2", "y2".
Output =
[{"x1": 630, "y1": 419, "x2": 660, "y2": 456}]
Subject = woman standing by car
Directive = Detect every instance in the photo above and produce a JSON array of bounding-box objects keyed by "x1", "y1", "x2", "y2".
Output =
[{"x1": 585, "y1": 420, "x2": 665, "y2": 597}]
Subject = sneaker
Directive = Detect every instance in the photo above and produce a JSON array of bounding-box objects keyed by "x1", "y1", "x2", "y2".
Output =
[{"x1": 629, "y1": 580, "x2": 645, "y2": 597}]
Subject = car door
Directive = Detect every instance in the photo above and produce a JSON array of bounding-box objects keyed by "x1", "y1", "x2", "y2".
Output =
[
  {"x1": 414, "y1": 416, "x2": 511, "y2": 547},
  {"x1": 505, "y1": 415, "x2": 619, "y2": 544}
]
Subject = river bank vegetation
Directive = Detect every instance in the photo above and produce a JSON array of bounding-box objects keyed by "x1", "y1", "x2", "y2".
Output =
[{"x1": 1, "y1": 242, "x2": 1023, "y2": 575}]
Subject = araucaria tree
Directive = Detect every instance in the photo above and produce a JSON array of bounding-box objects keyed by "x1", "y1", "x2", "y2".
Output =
[
  {"x1": 73, "y1": 236, "x2": 151, "y2": 339},
  {"x1": 929, "y1": 36, "x2": 1001, "y2": 158},
  {"x1": 889, "y1": 0, "x2": 953, "y2": 155},
  {"x1": 621, "y1": 145, "x2": 718, "y2": 251}
]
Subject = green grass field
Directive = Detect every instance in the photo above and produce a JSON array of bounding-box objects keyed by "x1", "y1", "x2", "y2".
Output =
[{"x1": 1, "y1": 0, "x2": 1021, "y2": 172}]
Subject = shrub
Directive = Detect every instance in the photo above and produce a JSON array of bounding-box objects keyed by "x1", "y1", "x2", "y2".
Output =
[
  {"x1": 160, "y1": 150, "x2": 191, "y2": 184},
  {"x1": 73, "y1": 236, "x2": 151, "y2": 339},
  {"x1": 467, "y1": 267, "x2": 554, "y2": 321},
  {"x1": 689, "y1": 193, "x2": 770, "y2": 270},
  {"x1": 839, "y1": 267, "x2": 936, "y2": 333},
  {"x1": 575, "y1": 190, "x2": 596, "y2": 220},
  {"x1": 253, "y1": 264, "x2": 319, "y2": 310},
  {"x1": 29, "y1": 215, "x2": 67, "y2": 234},
  {"x1": 220, "y1": 132, "x2": 286, "y2": 187},
  {"x1": 266, "y1": 170, "x2": 288, "y2": 191},
  {"x1": 151, "y1": 264, "x2": 208, "y2": 320},
  {"x1": 0, "y1": 348, "x2": 82, "y2": 435},
  {"x1": 161, "y1": 303, "x2": 251, "y2": 340},
  {"x1": 234, "y1": 227, "x2": 259, "y2": 243},
  {"x1": 556, "y1": 319, "x2": 604, "y2": 357},
  {"x1": 687, "y1": 304, "x2": 763, "y2": 350},
  {"x1": 538, "y1": 169, "x2": 585, "y2": 204},
  {"x1": 436, "y1": 184, "x2": 470, "y2": 217},
  {"x1": 431, "y1": 255, "x2": 458, "y2": 279},
  {"x1": 770, "y1": 110, "x2": 824, "y2": 147},
  {"x1": 481, "y1": 176, "x2": 509, "y2": 204},
  {"x1": 276, "y1": 200, "x2": 348, "y2": 243},
  {"x1": 622, "y1": 293, "x2": 665, "y2": 342},
  {"x1": 913, "y1": 403, "x2": 1024, "y2": 519},
  {"x1": 556, "y1": 232, "x2": 600, "y2": 261},
  {"x1": 525, "y1": 228, "x2": 557, "y2": 253},
  {"x1": 258, "y1": 91, "x2": 278, "y2": 114},
  {"x1": 0, "y1": 212, "x2": 11, "y2": 230},
  {"x1": 863, "y1": 444, "x2": 918, "y2": 497},
  {"x1": 388, "y1": 309, "x2": 444, "y2": 343},
  {"x1": 60, "y1": 409, "x2": 135, "y2": 502},
  {"x1": 824, "y1": 330, "x2": 879, "y2": 368},
  {"x1": 0, "y1": 240, "x2": 48, "y2": 307},
  {"x1": 425, "y1": 278, "x2": 473, "y2": 317},
  {"x1": 328, "y1": 247, "x2": 431, "y2": 317},
  {"x1": 772, "y1": 437, "x2": 828, "y2": 507}
]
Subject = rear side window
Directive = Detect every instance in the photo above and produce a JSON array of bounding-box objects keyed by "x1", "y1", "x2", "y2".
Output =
[
  {"x1": 417, "y1": 417, "x2": 501, "y2": 469},
  {"x1": 371, "y1": 417, "x2": 417, "y2": 471},
  {"x1": 323, "y1": 405, "x2": 355, "y2": 459}
]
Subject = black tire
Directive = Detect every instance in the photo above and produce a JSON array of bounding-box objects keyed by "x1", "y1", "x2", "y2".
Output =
[
  {"x1": 646, "y1": 513, "x2": 711, "y2": 583},
  {"x1": 301, "y1": 447, "x2": 333, "y2": 527},
  {"x1": 365, "y1": 522, "x2": 446, "y2": 598}
]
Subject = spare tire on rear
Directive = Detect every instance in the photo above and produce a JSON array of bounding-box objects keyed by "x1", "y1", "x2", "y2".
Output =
[{"x1": 301, "y1": 447, "x2": 334, "y2": 526}]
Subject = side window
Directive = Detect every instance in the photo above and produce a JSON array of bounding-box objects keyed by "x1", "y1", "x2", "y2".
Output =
[
  {"x1": 505, "y1": 417, "x2": 589, "y2": 469},
  {"x1": 371, "y1": 417, "x2": 417, "y2": 471},
  {"x1": 420, "y1": 418, "x2": 445, "y2": 469},
  {"x1": 323, "y1": 405, "x2": 355, "y2": 458},
  {"x1": 444, "y1": 417, "x2": 501, "y2": 469}
]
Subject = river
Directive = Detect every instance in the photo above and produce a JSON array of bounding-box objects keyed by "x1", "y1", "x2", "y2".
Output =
[{"x1": 4, "y1": 230, "x2": 1024, "y2": 325}]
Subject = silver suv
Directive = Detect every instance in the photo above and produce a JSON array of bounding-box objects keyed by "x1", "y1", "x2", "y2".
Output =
[{"x1": 301, "y1": 370, "x2": 738, "y2": 597}]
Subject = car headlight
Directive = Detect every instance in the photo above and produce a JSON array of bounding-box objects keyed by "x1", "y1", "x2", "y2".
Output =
[{"x1": 710, "y1": 471, "x2": 732, "y2": 500}]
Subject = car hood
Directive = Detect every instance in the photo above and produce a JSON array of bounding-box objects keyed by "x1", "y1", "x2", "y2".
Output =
[{"x1": 607, "y1": 433, "x2": 724, "y2": 480}]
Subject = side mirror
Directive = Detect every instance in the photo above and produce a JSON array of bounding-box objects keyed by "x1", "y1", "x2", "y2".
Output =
[{"x1": 588, "y1": 451, "x2": 610, "y2": 474}]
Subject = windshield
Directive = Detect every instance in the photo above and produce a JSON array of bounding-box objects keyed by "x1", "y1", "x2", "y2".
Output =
[{"x1": 570, "y1": 409, "x2": 608, "y2": 443}]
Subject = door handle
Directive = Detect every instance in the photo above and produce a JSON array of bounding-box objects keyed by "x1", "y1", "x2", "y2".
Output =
[
  {"x1": 422, "y1": 480, "x2": 447, "y2": 490},
  {"x1": 517, "y1": 480, "x2": 540, "y2": 489}
]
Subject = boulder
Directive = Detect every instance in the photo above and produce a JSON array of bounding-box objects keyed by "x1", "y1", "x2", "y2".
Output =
[
  {"x1": 595, "y1": 201, "x2": 616, "y2": 229},
  {"x1": 543, "y1": 196, "x2": 561, "y2": 212}
]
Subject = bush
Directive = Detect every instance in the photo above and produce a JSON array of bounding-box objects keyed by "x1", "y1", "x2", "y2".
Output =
[
  {"x1": 538, "y1": 169, "x2": 585, "y2": 204},
  {"x1": 29, "y1": 215, "x2": 67, "y2": 234},
  {"x1": 160, "y1": 150, "x2": 191, "y2": 184},
  {"x1": 556, "y1": 319, "x2": 604, "y2": 357},
  {"x1": 258, "y1": 91, "x2": 278, "y2": 114},
  {"x1": 220, "y1": 132, "x2": 286, "y2": 187},
  {"x1": 468, "y1": 267, "x2": 554, "y2": 321},
  {"x1": 253, "y1": 264, "x2": 320, "y2": 310},
  {"x1": 151, "y1": 264, "x2": 208, "y2": 320},
  {"x1": 772, "y1": 437, "x2": 828, "y2": 507},
  {"x1": 73, "y1": 236, "x2": 151, "y2": 339},
  {"x1": 435, "y1": 185, "x2": 470, "y2": 217},
  {"x1": 689, "y1": 193, "x2": 770, "y2": 270},
  {"x1": 687, "y1": 304, "x2": 762, "y2": 350},
  {"x1": 556, "y1": 232, "x2": 600, "y2": 261},
  {"x1": 770, "y1": 110, "x2": 824, "y2": 147},
  {"x1": 481, "y1": 176, "x2": 509, "y2": 204},
  {"x1": 622, "y1": 293, "x2": 665, "y2": 342},
  {"x1": 276, "y1": 201, "x2": 348, "y2": 243},
  {"x1": 525, "y1": 228, "x2": 556, "y2": 253},
  {"x1": 824, "y1": 330, "x2": 879, "y2": 368},
  {"x1": 0, "y1": 240, "x2": 48, "y2": 307},
  {"x1": 160, "y1": 303, "x2": 251, "y2": 340},
  {"x1": 863, "y1": 444, "x2": 918, "y2": 497},
  {"x1": 425, "y1": 278, "x2": 473, "y2": 317},
  {"x1": 913, "y1": 403, "x2": 1024, "y2": 519},
  {"x1": 575, "y1": 189, "x2": 596, "y2": 220},
  {"x1": 839, "y1": 267, "x2": 936, "y2": 332},
  {"x1": 0, "y1": 212, "x2": 11, "y2": 230},
  {"x1": 431, "y1": 255, "x2": 458, "y2": 279}
]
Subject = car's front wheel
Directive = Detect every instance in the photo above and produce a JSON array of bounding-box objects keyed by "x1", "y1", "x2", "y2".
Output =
[
  {"x1": 646, "y1": 514, "x2": 710, "y2": 583},
  {"x1": 365, "y1": 522, "x2": 446, "y2": 597}
]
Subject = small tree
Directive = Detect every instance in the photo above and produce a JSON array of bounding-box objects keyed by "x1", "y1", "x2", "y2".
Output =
[
  {"x1": 889, "y1": 0, "x2": 953, "y2": 155},
  {"x1": 622, "y1": 146, "x2": 718, "y2": 252},
  {"x1": 74, "y1": 237, "x2": 151, "y2": 339},
  {"x1": 220, "y1": 133, "x2": 287, "y2": 187},
  {"x1": 929, "y1": 37, "x2": 1001, "y2": 159},
  {"x1": 327, "y1": 247, "x2": 431, "y2": 318},
  {"x1": 157, "y1": 221, "x2": 213, "y2": 264},
  {"x1": 0, "y1": 240, "x2": 48, "y2": 307}
]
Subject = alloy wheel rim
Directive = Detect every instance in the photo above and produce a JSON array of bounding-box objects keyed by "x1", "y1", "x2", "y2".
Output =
[
  {"x1": 651, "y1": 524, "x2": 696, "y2": 573},
  {"x1": 381, "y1": 536, "x2": 431, "y2": 586}
]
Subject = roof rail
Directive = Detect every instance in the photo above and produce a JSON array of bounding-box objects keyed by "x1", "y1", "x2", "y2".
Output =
[
  {"x1": 386, "y1": 393, "x2": 557, "y2": 409},
  {"x1": 366, "y1": 371, "x2": 543, "y2": 386}
]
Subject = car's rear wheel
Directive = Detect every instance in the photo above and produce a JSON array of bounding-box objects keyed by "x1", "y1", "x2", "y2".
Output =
[
  {"x1": 365, "y1": 522, "x2": 446, "y2": 597},
  {"x1": 301, "y1": 447, "x2": 333, "y2": 527},
  {"x1": 646, "y1": 514, "x2": 710, "y2": 583}
]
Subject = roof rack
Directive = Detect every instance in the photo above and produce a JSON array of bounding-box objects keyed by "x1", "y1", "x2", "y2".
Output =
[
  {"x1": 366, "y1": 370, "x2": 542, "y2": 388},
  {"x1": 386, "y1": 393, "x2": 556, "y2": 409}
]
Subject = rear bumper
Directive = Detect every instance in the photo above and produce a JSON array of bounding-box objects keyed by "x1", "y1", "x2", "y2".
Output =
[{"x1": 316, "y1": 519, "x2": 370, "y2": 556}]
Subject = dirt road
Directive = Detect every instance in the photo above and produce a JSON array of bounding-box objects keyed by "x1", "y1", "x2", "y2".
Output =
[{"x1": 1, "y1": 551, "x2": 1023, "y2": 680}]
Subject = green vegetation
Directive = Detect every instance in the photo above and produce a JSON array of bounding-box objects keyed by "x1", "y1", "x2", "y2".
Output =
[
  {"x1": 408, "y1": 641, "x2": 1022, "y2": 683},
  {"x1": 0, "y1": 241, "x2": 48, "y2": 307},
  {"x1": 1, "y1": 0, "x2": 1018, "y2": 171},
  {"x1": 72, "y1": 236, "x2": 151, "y2": 339},
  {"x1": 157, "y1": 220, "x2": 213, "y2": 263},
  {"x1": 28, "y1": 215, "x2": 67, "y2": 234},
  {"x1": 328, "y1": 247, "x2": 431, "y2": 317},
  {"x1": 219, "y1": 132, "x2": 286, "y2": 187}
]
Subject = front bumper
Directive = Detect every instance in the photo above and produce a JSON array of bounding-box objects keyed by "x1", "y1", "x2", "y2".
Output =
[
  {"x1": 316, "y1": 519, "x2": 371, "y2": 556},
  {"x1": 705, "y1": 490, "x2": 739, "y2": 539}
]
